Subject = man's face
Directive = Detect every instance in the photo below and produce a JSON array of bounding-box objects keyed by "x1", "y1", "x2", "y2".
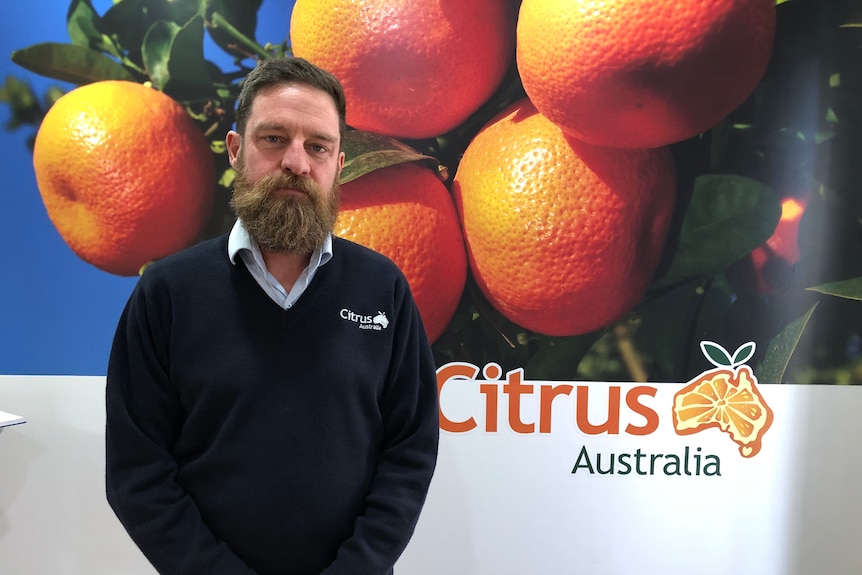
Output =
[{"x1": 226, "y1": 83, "x2": 345, "y2": 253}]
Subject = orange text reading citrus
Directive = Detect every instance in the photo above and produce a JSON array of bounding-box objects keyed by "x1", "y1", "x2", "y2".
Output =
[{"x1": 437, "y1": 362, "x2": 660, "y2": 435}]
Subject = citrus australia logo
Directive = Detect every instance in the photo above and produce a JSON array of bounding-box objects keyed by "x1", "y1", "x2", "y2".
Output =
[
  {"x1": 672, "y1": 342, "x2": 774, "y2": 458},
  {"x1": 340, "y1": 308, "x2": 389, "y2": 331}
]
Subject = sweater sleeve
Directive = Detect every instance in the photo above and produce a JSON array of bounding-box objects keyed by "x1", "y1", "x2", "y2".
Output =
[
  {"x1": 105, "y1": 278, "x2": 257, "y2": 575},
  {"x1": 321, "y1": 282, "x2": 440, "y2": 575}
]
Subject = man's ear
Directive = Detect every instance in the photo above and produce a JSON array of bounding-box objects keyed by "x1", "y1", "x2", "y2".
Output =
[
  {"x1": 226, "y1": 130, "x2": 241, "y2": 168},
  {"x1": 337, "y1": 150, "x2": 345, "y2": 179}
]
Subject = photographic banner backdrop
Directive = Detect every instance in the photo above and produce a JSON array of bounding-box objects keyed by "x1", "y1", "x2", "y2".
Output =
[{"x1": 1, "y1": 0, "x2": 861, "y2": 573}]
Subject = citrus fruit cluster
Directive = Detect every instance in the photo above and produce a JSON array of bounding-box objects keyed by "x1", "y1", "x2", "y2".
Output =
[
  {"x1": 31, "y1": 0, "x2": 777, "y2": 346},
  {"x1": 291, "y1": 0, "x2": 776, "y2": 339}
]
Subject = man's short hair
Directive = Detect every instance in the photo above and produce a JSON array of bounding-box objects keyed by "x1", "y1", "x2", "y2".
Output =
[{"x1": 234, "y1": 57, "x2": 347, "y2": 138}]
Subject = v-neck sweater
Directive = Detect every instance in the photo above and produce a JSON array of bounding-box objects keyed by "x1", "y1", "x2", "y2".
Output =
[{"x1": 106, "y1": 234, "x2": 439, "y2": 575}]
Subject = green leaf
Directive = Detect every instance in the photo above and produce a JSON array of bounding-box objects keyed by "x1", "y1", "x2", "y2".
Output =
[
  {"x1": 731, "y1": 342, "x2": 756, "y2": 366},
  {"x1": 205, "y1": 0, "x2": 264, "y2": 57},
  {"x1": 102, "y1": 0, "x2": 149, "y2": 63},
  {"x1": 44, "y1": 86, "x2": 67, "y2": 108},
  {"x1": 67, "y1": 0, "x2": 102, "y2": 48},
  {"x1": 142, "y1": 16, "x2": 211, "y2": 98},
  {"x1": 758, "y1": 303, "x2": 819, "y2": 383},
  {"x1": 340, "y1": 131, "x2": 441, "y2": 184},
  {"x1": 142, "y1": 20, "x2": 179, "y2": 90},
  {"x1": 701, "y1": 341, "x2": 733, "y2": 367},
  {"x1": 0, "y1": 76, "x2": 40, "y2": 129},
  {"x1": 11, "y1": 42, "x2": 134, "y2": 85},
  {"x1": 525, "y1": 333, "x2": 603, "y2": 380},
  {"x1": 653, "y1": 174, "x2": 782, "y2": 288},
  {"x1": 66, "y1": 0, "x2": 121, "y2": 58},
  {"x1": 208, "y1": 10, "x2": 272, "y2": 60},
  {"x1": 636, "y1": 274, "x2": 737, "y2": 381},
  {"x1": 166, "y1": 16, "x2": 211, "y2": 92},
  {"x1": 101, "y1": 0, "x2": 199, "y2": 67},
  {"x1": 634, "y1": 278, "x2": 713, "y2": 380},
  {"x1": 807, "y1": 277, "x2": 862, "y2": 301},
  {"x1": 141, "y1": 0, "x2": 200, "y2": 24}
]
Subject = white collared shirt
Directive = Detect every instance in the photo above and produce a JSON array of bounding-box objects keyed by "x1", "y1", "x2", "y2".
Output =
[{"x1": 227, "y1": 219, "x2": 333, "y2": 309}]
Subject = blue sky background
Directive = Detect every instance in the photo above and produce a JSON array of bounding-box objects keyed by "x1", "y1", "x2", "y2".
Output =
[{"x1": 0, "y1": 1, "x2": 295, "y2": 375}]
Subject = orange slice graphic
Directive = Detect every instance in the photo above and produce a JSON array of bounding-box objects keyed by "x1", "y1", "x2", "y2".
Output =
[{"x1": 672, "y1": 365, "x2": 773, "y2": 457}]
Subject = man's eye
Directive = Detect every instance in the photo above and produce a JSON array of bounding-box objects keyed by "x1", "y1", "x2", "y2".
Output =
[
  {"x1": 264, "y1": 135, "x2": 281, "y2": 143},
  {"x1": 309, "y1": 144, "x2": 327, "y2": 153}
]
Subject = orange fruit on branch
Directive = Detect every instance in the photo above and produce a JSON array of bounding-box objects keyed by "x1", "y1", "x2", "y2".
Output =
[
  {"x1": 452, "y1": 99, "x2": 676, "y2": 337},
  {"x1": 290, "y1": 0, "x2": 515, "y2": 139},
  {"x1": 335, "y1": 162, "x2": 467, "y2": 343},
  {"x1": 33, "y1": 80, "x2": 215, "y2": 276},
  {"x1": 516, "y1": 0, "x2": 776, "y2": 148}
]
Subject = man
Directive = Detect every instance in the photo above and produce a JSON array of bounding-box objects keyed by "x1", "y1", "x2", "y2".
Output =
[{"x1": 105, "y1": 57, "x2": 439, "y2": 575}]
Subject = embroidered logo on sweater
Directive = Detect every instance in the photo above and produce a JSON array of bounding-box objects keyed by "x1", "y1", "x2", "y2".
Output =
[{"x1": 340, "y1": 308, "x2": 390, "y2": 331}]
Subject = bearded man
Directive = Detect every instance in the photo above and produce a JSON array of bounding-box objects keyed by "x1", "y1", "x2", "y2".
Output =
[{"x1": 105, "y1": 57, "x2": 439, "y2": 575}]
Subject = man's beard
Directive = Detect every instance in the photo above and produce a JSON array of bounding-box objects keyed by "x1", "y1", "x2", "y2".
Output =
[{"x1": 230, "y1": 161, "x2": 340, "y2": 254}]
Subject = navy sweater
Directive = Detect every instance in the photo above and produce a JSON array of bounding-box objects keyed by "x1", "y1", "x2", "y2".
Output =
[{"x1": 106, "y1": 234, "x2": 439, "y2": 575}]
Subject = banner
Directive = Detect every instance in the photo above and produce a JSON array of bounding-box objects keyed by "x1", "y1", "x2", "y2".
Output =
[
  {"x1": 2, "y1": 1, "x2": 862, "y2": 574},
  {"x1": 3, "y1": 0, "x2": 862, "y2": 383}
]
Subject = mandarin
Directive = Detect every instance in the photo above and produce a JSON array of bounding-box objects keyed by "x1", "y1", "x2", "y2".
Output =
[
  {"x1": 33, "y1": 81, "x2": 214, "y2": 276},
  {"x1": 289, "y1": 0, "x2": 515, "y2": 139},
  {"x1": 453, "y1": 99, "x2": 676, "y2": 337},
  {"x1": 516, "y1": 0, "x2": 776, "y2": 148},
  {"x1": 335, "y1": 162, "x2": 467, "y2": 343}
]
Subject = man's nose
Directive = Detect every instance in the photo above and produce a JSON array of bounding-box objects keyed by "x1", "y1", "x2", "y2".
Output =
[{"x1": 280, "y1": 142, "x2": 311, "y2": 175}]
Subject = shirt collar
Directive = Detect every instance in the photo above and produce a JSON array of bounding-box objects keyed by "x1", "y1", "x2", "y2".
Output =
[{"x1": 227, "y1": 219, "x2": 333, "y2": 268}]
